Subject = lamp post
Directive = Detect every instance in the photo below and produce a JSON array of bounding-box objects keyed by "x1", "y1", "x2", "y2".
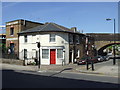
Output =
[
  {"x1": 62, "y1": 49, "x2": 65, "y2": 66},
  {"x1": 86, "y1": 36, "x2": 89, "y2": 70},
  {"x1": 106, "y1": 18, "x2": 116, "y2": 65},
  {"x1": 36, "y1": 42, "x2": 41, "y2": 69},
  {"x1": 91, "y1": 44, "x2": 95, "y2": 71}
]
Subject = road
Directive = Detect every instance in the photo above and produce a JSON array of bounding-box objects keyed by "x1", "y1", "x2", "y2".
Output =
[
  {"x1": 1, "y1": 59, "x2": 120, "y2": 88},
  {"x1": 93, "y1": 59, "x2": 119, "y2": 70},
  {"x1": 2, "y1": 68, "x2": 119, "y2": 88}
]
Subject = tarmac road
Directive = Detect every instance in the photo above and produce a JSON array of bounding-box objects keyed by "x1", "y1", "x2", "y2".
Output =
[
  {"x1": 2, "y1": 68, "x2": 119, "y2": 88},
  {"x1": 1, "y1": 58, "x2": 120, "y2": 88}
]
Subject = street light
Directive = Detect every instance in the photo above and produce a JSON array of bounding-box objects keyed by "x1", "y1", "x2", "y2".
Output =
[
  {"x1": 106, "y1": 18, "x2": 116, "y2": 65},
  {"x1": 85, "y1": 35, "x2": 89, "y2": 70},
  {"x1": 36, "y1": 42, "x2": 41, "y2": 69}
]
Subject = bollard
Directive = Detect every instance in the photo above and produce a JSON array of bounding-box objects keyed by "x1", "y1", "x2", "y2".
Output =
[
  {"x1": 91, "y1": 60, "x2": 94, "y2": 71},
  {"x1": 86, "y1": 59, "x2": 89, "y2": 70}
]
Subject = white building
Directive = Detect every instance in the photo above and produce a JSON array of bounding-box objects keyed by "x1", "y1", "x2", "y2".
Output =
[{"x1": 18, "y1": 22, "x2": 85, "y2": 65}]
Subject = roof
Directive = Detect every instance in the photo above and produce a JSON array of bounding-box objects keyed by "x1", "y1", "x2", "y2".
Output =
[
  {"x1": 18, "y1": 22, "x2": 83, "y2": 35},
  {"x1": 0, "y1": 34, "x2": 6, "y2": 36},
  {"x1": 6, "y1": 19, "x2": 43, "y2": 25}
]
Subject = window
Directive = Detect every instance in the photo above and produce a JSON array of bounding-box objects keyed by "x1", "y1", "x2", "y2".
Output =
[
  {"x1": 50, "y1": 34, "x2": 55, "y2": 42},
  {"x1": 24, "y1": 35, "x2": 27, "y2": 43},
  {"x1": 24, "y1": 49, "x2": 27, "y2": 59},
  {"x1": 57, "y1": 49, "x2": 63, "y2": 58},
  {"x1": 69, "y1": 34, "x2": 73, "y2": 44},
  {"x1": 42, "y1": 49, "x2": 49, "y2": 59},
  {"x1": 10, "y1": 27, "x2": 14, "y2": 35},
  {"x1": 32, "y1": 49, "x2": 36, "y2": 58},
  {"x1": 76, "y1": 35, "x2": 80, "y2": 44},
  {"x1": 76, "y1": 49, "x2": 80, "y2": 58}
]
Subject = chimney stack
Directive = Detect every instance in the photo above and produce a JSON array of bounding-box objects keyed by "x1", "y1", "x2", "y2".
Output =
[
  {"x1": 71, "y1": 27, "x2": 77, "y2": 32},
  {"x1": 45, "y1": 22, "x2": 49, "y2": 24}
]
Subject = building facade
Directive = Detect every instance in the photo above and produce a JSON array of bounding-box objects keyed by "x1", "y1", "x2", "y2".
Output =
[
  {"x1": 0, "y1": 34, "x2": 6, "y2": 53},
  {"x1": 18, "y1": 23, "x2": 85, "y2": 65},
  {"x1": 6, "y1": 19, "x2": 43, "y2": 56}
]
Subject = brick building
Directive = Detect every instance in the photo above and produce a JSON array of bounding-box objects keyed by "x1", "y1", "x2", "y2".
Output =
[{"x1": 6, "y1": 19, "x2": 44, "y2": 56}]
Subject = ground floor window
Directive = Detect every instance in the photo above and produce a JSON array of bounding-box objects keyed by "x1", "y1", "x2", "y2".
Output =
[
  {"x1": 24, "y1": 49, "x2": 27, "y2": 59},
  {"x1": 42, "y1": 49, "x2": 49, "y2": 59},
  {"x1": 57, "y1": 49, "x2": 63, "y2": 58},
  {"x1": 32, "y1": 49, "x2": 37, "y2": 58}
]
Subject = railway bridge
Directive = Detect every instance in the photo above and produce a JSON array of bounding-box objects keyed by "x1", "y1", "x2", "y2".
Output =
[{"x1": 86, "y1": 33, "x2": 120, "y2": 55}]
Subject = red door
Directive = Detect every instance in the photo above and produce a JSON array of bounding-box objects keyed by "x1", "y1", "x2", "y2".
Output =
[{"x1": 50, "y1": 49, "x2": 56, "y2": 64}]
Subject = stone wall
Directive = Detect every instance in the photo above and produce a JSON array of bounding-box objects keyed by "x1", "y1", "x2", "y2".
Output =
[{"x1": 1, "y1": 58, "x2": 24, "y2": 65}]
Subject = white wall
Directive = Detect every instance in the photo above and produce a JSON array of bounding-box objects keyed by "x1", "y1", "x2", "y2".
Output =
[{"x1": 19, "y1": 32, "x2": 69, "y2": 65}]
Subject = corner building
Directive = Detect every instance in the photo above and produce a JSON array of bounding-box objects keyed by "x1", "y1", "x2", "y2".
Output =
[{"x1": 18, "y1": 22, "x2": 86, "y2": 65}]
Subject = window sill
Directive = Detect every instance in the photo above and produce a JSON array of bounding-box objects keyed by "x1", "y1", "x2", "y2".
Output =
[
  {"x1": 10, "y1": 35, "x2": 14, "y2": 36},
  {"x1": 42, "y1": 58, "x2": 49, "y2": 60},
  {"x1": 49, "y1": 42, "x2": 56, "y2": 44},
  {"x1": 57, "y1": 58, "x2": 63, "y2": 59}
]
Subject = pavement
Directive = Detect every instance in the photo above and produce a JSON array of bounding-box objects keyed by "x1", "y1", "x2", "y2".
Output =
[{"x1": 1, "y1": 59, "x2": 119, "y2": 77}]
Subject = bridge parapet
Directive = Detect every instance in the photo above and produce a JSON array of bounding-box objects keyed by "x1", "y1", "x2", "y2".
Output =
[{"x1": 95, "y1": 41, "x2": 120, "y2": 50}]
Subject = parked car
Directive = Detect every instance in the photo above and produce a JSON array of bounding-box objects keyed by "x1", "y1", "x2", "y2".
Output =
[
  {"x1": 91, "y1": 56, "x2": 98, "y2": 63},
  {"x1": 77, "y1": 56, "x2": 98, "y2": 65},
  {"x1": 77, "y1": 57, "x2": 90, "y2": 65},
  {"x1": 96, "y1": 56, "x2": 104, "y2": 62},
  {"x1": 107, "y1": 52, "x2": 112, "y2": 56},
  {"x1": 102, "y1": 55, "x2": 110, "y2": 61},
  {"x1": 108, "y1": 55, "x2": 120, "y2": 59}
]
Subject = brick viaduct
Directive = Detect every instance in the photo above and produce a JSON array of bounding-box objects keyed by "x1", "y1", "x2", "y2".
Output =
[{"x1": 86, "y1": 33, "x2": 120, "y2": 55}]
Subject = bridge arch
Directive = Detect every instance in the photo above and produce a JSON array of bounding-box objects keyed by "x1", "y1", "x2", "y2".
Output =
[{"x1": 98, "y1": 43, "x2": 120, "y2": 56}]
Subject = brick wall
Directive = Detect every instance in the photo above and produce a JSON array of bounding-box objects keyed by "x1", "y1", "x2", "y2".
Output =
[
  {"x1": 2, "y1": 59, "x2": 24, "y2": 65},
  {"x1": 6, "y1": 19, "x2": 43, "y2": 56}
]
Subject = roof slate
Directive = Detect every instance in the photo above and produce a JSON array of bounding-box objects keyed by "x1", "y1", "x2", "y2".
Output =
[{"x1": 18, "y1": 23, "x2": 75, "y2": 34}]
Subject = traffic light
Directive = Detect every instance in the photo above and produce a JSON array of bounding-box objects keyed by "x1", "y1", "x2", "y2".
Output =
[{"x1": 37, "y1": 42, "x2": 40, "y2": 48}]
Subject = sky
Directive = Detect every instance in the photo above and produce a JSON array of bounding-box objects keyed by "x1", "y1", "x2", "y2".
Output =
[{"x1": 1, "y1": 2, "x2": 119, "y2": 34}]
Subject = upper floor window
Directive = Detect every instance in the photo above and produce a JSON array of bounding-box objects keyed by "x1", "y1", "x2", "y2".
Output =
[
  {"x1": 69, "y1": 34, "x2": 73, "y2": 44},
  {"x1": 24, "y1": 35, "x2": 27, "y2": 43},
  {"x1": 76, "y1": 35, "x2": 80, "y2": 44},
  {"x1": 10, "y1": 27, "x2": 14, "y2": 35},
  {"x1": 50, "y1": 34, "x2": 56, "y2": 42}
]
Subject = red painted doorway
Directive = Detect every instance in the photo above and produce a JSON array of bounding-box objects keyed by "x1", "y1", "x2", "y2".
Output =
[{"x1": 50, "y1": 49, "x2": 56, "y2": 64}]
